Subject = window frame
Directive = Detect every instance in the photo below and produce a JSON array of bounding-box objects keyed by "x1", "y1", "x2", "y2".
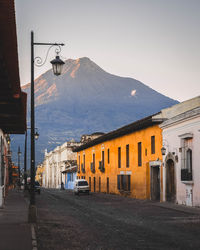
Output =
[{"x1": 138, "y1": 142, "x2": 142, "y2": 166}]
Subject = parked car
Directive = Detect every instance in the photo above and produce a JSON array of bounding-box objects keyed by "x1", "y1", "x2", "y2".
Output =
[{"x1": 74, "y1": 179, "x2": 90, "y2": 195}]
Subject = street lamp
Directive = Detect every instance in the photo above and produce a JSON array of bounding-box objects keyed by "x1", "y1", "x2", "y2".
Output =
[
  {"x1": 24, "y1": 127, "x2": 39, "y2": 192},
  {"x1": 50, "y1": 54, "x2": 65, "y2": 76},
  {"x1": 18, "y1": 146, "x2": 21, "y2": 187},
  {"x1": 161, "y1": 146, "x2": 166, "y2": 156},
  {"x1": 29, "y1": 31, "x2": 65, "y2": 223}
]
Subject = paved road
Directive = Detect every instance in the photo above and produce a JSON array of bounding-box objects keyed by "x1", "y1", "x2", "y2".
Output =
[{"x1": 35, "y1": 189, "x2": 200, "y2": 250}]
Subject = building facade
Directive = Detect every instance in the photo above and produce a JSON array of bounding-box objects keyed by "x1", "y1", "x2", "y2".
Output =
[
  {"x1": 0, "y1": 0, "x2": 27, "y2": 207},
  {"x1": 42, "y1": 140, "x2": 81, "y2": 189},
  {"x1": 160, "y1": 107, "x2": 200, "y2": 206},
  {"x1": 74, "y1": 115, "x2": 164, "y2": 200},
  {"x1": 0, "y1": 130, "x2": 11, "y2": 207}
]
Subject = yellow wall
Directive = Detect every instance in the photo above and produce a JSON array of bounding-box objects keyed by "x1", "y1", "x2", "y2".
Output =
[
  {"x1": 35, "y1": 165, "x2": 44, "y2": 185},
  {"x1": 77, "y1": 125, "x2": 163, "y2": 200}
]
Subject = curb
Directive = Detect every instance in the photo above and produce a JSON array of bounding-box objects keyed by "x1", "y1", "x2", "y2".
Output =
[{"x1": 31, "y1": 224, "x2": 38, "y2": 250}]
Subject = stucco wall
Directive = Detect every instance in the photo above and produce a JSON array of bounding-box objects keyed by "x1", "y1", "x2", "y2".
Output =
[
  {"x1": 162, "y1": 114, "x2": 200, "y2": 206},
  {"x1": 77, "y1": 125, "x2": 163, "y2": 200}
]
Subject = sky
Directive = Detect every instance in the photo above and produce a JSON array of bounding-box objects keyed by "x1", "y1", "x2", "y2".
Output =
[{"x1": 15, "y1": 0, "x2": 200, "y2": 102}]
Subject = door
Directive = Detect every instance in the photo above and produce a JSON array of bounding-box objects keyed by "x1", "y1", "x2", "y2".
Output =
[
  {"x1": 89, "y1": 177, "x2": 91, "y2": 191},
  {"x1": 151, "y1": 166, "x2": 160, "y2": 201},
  {"x1": 93, "y1": 177, "x2": 96, "y2": 192},
  {"x1": 99, "y1": 177, "x2": 101, "y2": 192},
  {"x1": 107, "y1": 177, "x2": 109, "y2": 193},
  {"x1": 166, "y1": 159, "x2": 176, "y2": 202}
]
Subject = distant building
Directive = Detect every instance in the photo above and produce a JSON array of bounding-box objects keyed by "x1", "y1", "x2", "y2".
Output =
[
  {"x1": 41, "y1": 134, "x2": 105, "y2": 190},
  {"x1": 35, "y1": 164, "x2": 45, "y2": 186},
  {"x1": 62, "y1": 160, "x2": 77, "y2": 190},
  {"x1": 42, "y1": 140, "x2": 81, "y2": 189},
  {"x1": 80, "y1": 132, "x2": 105, "y2": 144}
]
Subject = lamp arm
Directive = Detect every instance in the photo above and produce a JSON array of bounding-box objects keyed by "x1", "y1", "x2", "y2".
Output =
[{"x1": 34, "y1": 44, "x2": 62, "y2": 67}]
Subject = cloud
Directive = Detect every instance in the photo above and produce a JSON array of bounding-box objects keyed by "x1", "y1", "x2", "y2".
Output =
[{"x1": 131, "y1": 89, "x2": 136, "y2": 96}]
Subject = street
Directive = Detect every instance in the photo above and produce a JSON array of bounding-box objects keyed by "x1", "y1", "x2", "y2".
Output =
[{"x1": 36, "y1": 189, "x2": 200, "y2": 250}]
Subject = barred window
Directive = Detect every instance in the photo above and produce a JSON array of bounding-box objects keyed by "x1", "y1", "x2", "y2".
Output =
[
  {"x1": 118, "y1": 147, "x2": 121, "y2": 168},
  {"x1": 151, "y1": 136, "x2": 155, "y2": 154},
  {"x1": 126, "y1": 144, "x2": 129, "y2": 168},
  {"x1": 138, "y1": 142, "x2": 142, "y2": 166},
  {"x1": 117, "y1": 175, "x2": 131, "y2": 191}
]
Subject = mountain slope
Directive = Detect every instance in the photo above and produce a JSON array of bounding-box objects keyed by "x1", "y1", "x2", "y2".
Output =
[{"x1": 20, "y1": 57, "x2": 178, "y2": 163}]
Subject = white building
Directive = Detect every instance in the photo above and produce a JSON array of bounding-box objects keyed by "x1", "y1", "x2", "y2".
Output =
[
  {"x1": 0, "y1": 129, "x2": 10, "y2": 207},
  {"x1": 42, "y1": 140, "x2": 81, "y2": 189},
  {"x1": 160, "y1": 106, "x2": 200, "y2": 207}
]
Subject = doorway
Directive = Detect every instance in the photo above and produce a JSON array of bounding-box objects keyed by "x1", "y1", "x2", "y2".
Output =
[
  {"x1": 93, "y1": 177, "x2": 96, "y2": 192},
  {"x1": 99, "y1": 177, "x2": 101, "y2": 192},
  {"x1": 151, "y1": 166, "x2": 160, "y2": 201},
  {"x1": 166, "y1": 159, "x2": 176, "y2": 202},
  {"x1": 107, "y1": 177, "x2": 109, "y2": 193}
]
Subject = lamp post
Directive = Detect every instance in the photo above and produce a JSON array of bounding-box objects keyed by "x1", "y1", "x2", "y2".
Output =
[
  {"x1": 24, "y1": 127, "x2": 39, "y2": 192},
  {"x1": 29, "y1": 31, "x2": 65, "y2": 223},
  {"x1": 18, "y1": 146, "x2": 21, "y2": 187}
]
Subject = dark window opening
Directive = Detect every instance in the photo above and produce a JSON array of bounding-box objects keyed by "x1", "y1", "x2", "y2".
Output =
[
  {"x1": 102, "y1": 150, "x2": 105, "y2": 168},
  {"x1": 118, "y1": 147, "x2": 121, "y2": 168},
  {"x1": 93, "y1": 153, "x2": 95, "y2": 169},
  {"x1": 126, "y1": 144, "x2": 129, "y2": 168},
  {"x1": 117, "y1": 175, "x2": 131, "y2": 191},
  {"x1": 138, "y1": 142, "x2": 142, "y2": 166},
  {"x1": 107, "y1": 149, "x2": 110, "y2": 164},
  {"x1": 151, "y1": 136, "x2": 155, "y2": 154}
]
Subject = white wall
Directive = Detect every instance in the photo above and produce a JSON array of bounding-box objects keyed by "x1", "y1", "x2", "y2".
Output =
[
  {"x1": 162, "y1": 113, "x2": 200, "y2": 206},
  {"x1": 42, "y1": 141, "x2": 79, "y2": 189}
]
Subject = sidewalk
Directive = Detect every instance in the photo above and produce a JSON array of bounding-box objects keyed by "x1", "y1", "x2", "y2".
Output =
[
  {"x1": 152, "y1": 200, "x2": 200, "y2": 216},
  {"x1": 0, "y1": 189, "x2": 32, "y2": 250}
]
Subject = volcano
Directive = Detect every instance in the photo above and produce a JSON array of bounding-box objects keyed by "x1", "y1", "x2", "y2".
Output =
[{"x1": 17, "y1": 57, "x2": 178, "y2": 164}]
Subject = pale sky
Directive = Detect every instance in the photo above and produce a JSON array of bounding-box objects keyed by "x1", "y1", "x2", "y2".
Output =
[{"x1": 15, "y1": 0, "x2": 200, "y2": 102}]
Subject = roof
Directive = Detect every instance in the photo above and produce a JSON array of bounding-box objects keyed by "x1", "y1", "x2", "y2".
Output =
[
  {"x1": 0, "y1": 0, "x2": 27, "y2": 133},
  {"x1": 160, "y1": 106, "x2": 200, "y2": 129},
  {"x1": 73, "y1": 114, "x2": 164, "y2": 152}
]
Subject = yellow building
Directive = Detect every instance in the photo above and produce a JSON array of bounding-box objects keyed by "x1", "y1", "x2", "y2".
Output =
[
  {"x1": 35, "y1": 164, "x2": 45, "y2": 186},
  {"x1": 74, "y1": 115, "x2": 164, "y2": 201}
]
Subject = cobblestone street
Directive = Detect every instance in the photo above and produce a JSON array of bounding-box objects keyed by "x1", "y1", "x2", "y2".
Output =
[{"x1": 35, "y1": 189, "x2": 200, "y2": 250}]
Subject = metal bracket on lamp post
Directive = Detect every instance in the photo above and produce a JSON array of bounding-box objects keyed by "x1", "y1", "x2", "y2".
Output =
[{"x1": 29, "y1": 31, "x2": 65, "y2": 223}]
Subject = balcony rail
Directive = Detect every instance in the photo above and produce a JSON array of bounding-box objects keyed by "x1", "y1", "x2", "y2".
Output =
[
  {"x1": 181, "y1": 169, "x2": 192, "y2": 181},
  {"x1": 81, "y1": 163, "x2": 85, "y2": 173},
  {"x1": 99, "y1": 161, "x2": 105, "y2": 172},
  {"x1": 90, "y1": 162, "x2": 95, "y2": 173}
]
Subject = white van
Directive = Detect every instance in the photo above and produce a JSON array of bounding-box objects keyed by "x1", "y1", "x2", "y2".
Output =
[{"x1": 74, "y1": 179, "x2": 90, "y2": 195}]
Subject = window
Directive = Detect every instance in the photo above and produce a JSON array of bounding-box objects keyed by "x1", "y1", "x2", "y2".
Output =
[
  {"x1": 138, "y1": 142, "x2": 142, "y2": 166},
  {"x1": 89, "y1": 177, "x2": 91, "y2": 190},
  {"x1": 117, "y1": 175, "x2": 131, "y2": 191},
  {"x1": 126, "y1": 144, "x2": 129, "y2": 168},
  {"x1": 93, "y1": 177, "x2": 96, "y2": 192},
  {"x1": 145, "y1": 148, "x2": 147, "y2": 156},
  {"x1": 78, "y1": 155, "x2": 80, "y2": 172},
  {"x1": 102, "y1": 150, "x2": 105, "y2": 168},
  {"x1": 180, "y1": 137, "x2": 193, "y2": 181},
  {"x1": 107, "y1": 149, "x2": 110, "y2": 164},
  {"x1": 93, "y1": 153, "x2": 95, "y2": 169},
  {"x1": 78, "y1": 181, "x2": 88, "y2": 186},
  {"x1": 118, "y1": 147, "x2": 121, "y2": 168},
  {"x1": 99, "y1": 177, "x2": 101, "y2": 192},
  {"x1": 151, "y1": 136, "x2": 155, "y2": 154},
  {"x1": 83, "y1": 154, "x2": 85, "y2": 169},
  {"x1": 186, "y1": 149, "x2": 192, "y2": 173}
]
